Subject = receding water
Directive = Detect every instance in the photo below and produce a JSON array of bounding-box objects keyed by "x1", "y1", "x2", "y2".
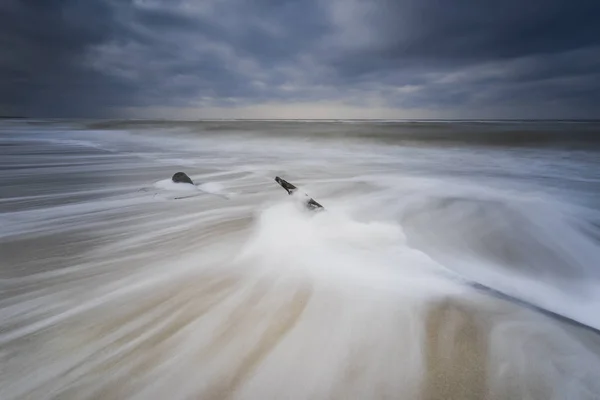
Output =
[{"x1": 1, "y1": 119, "x2": 600, "y2": 400}]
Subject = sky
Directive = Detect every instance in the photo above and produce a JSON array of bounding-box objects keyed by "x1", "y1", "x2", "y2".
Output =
[{"x1": 1, "y1": 0, "x2": 599, "y2": 119}]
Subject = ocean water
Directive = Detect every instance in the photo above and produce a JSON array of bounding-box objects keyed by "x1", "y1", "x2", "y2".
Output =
[{"x1": 1, "y1": 119, "x2": 600, "y2": 400}]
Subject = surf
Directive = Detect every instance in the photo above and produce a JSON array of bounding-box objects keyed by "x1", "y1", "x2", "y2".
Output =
[{"x1": 2, "y1": 120, "x2": 600, "y2": 399}]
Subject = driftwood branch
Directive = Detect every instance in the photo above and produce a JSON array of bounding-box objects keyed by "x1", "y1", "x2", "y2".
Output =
[{"x1": 274, "y1": 176, "x2": 324, "y2": 211}]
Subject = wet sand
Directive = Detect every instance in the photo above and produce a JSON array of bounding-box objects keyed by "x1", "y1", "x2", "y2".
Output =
[{"x1": 2, "y1": 120, "x2": 600, "y2": 399}]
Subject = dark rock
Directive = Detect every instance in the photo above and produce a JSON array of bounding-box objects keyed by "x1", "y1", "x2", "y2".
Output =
[{"x1": 172, "y1": 172, "x2": 194, "y2": 185}]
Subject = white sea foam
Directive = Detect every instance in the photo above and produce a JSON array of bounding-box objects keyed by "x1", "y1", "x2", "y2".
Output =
[{"x1": 2, "y1": 120, "x2": 600, "y2": 399}]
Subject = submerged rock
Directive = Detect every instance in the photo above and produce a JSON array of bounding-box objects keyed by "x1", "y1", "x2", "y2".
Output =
[{"x1": 172, "y1": 172, "x2": 194, "y2": 185}]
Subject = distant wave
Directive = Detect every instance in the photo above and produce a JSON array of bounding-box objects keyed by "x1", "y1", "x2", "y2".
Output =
[{"x1": 84, "y1": 119, "x2": 600, "y2": 148}]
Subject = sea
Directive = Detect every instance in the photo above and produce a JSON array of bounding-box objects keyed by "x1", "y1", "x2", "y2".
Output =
[{"x1": 1, "y1": 119, "x2": 600, "y2": 399}]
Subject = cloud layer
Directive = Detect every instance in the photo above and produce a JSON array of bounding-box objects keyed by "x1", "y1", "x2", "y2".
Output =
[{"x1": 2, "y1": 0, "x2": 599, "y2": 118}]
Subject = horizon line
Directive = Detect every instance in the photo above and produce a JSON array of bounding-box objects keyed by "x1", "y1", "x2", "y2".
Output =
[{"x1": 4, "y1": 116, "x2": 600, "y2": 122}]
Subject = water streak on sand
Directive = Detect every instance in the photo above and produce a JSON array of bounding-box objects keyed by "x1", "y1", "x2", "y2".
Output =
[{"x1": 1, "y1": 120, "x2": 600, "y2": 399}]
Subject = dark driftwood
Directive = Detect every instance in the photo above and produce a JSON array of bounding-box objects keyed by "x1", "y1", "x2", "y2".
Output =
[{"x1": 274, "y1": 176, "x2": 324, "y2": 210}]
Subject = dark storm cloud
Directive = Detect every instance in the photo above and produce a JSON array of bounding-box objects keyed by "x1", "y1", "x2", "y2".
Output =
[
  {"x1": 321, "y1": 0, "x2": 600, "y2": 116},
  {"x1": 1, "y1": 0, "x2": 599, "y2": 117},
  {"x1": 330, "y1": 0, "x2": 600, "y2": 63},
  {"x1": 0, "y1": 0, "x2": 135, "y2": 116}
]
